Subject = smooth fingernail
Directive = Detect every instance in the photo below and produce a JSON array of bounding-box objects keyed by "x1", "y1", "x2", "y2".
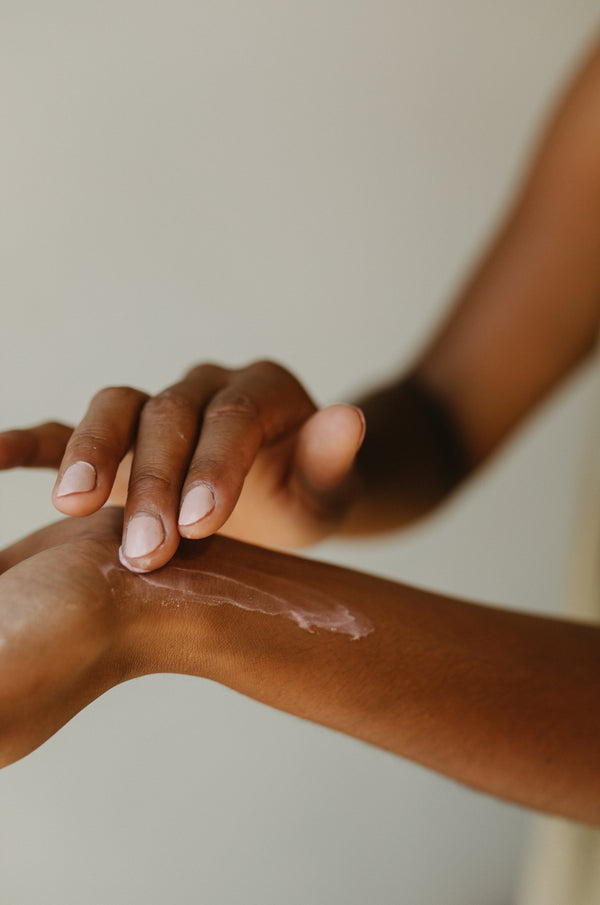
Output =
[
  {"x1": 122, "y1": 514, "x2": 165, "y2": 560},
  {"x1": 179, "y1": 484, "x2": 215, "y2": 527},
  {"x1": 55, "y1": 461, "x2": 97, "y2": 497}
]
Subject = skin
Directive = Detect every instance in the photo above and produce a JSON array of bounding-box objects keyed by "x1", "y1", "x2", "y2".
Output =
[
  {"x1": 0, "y1": 507, "x2": 599, "y2": 824},
  {"x1": 0, "y1": 29, "x2": 600, "y2": 820},
  {"x1": 0, "y1": 365, "x2": 366, "y2": 560},
  {"x1": 0, "y1": 509, "x2": 127, "y2": 767}
]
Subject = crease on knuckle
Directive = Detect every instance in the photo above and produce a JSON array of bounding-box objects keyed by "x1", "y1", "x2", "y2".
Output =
[
  {"x1": 128, "y1": 469, "x2": 173, "y2": 498},
  {"x1": 68, "y1": 430, "x2": 118, "y2": 460},
  {"x1": 144, "y1": 391, "x2": 196, "y2": 422},
  {"x1": 204, "y1": 391, "x2": 259, "y2": 422},
  {"x1": 187, "y1": 453, "x2": 221, "y2": 482}
]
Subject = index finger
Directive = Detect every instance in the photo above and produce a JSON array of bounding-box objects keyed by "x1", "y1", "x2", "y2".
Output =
[
  {"x1": 176, "y1": 361, "x2": 315, "y2": 538},
  {"x1": 52, "y1": 386, "x2": 149, "y2": 517}
]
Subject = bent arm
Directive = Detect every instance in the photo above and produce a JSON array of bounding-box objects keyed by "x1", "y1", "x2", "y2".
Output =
[
  {"x1": 344, "y1": 34, "x2": 600, "y2": 534},
  {"x1": 124, "y1": 535, "x2": 600, "y2": 825}
]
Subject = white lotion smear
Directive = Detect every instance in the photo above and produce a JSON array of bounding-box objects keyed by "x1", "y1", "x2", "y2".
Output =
[{"x1": 110, "y1": 559, "x2": 373, "y2": 640}]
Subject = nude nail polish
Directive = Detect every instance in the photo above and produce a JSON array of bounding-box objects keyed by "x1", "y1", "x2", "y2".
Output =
[
  {"x1": 55, "y1": 461, "x2": 97, "y2": 497},
  {"x1": 179, "y1": 485, "x2": 215, "y2": 526},
  {"x1": 123, "y1": 514, "x2": 164, "y2": 560}
]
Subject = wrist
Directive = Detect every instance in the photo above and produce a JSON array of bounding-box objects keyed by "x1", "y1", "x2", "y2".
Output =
[
  {"x1": 106, "y1": 537, "x2": 232, "y2": 681},
  {"x1": 109, "y1": 534, "x2": 356, "y2": 688}
]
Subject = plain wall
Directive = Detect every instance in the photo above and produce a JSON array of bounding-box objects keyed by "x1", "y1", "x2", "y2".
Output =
[{"x1": 1, "y1": 3, "x2": 599, "y2": 903}]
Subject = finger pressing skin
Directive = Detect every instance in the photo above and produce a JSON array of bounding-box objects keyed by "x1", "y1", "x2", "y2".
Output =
[
  {"x1": 52, "y1": 387, "x2": 149, "y2": 517},
  {"x1": 120, "y1": 372, "x2": 224, "y2": 572},
  {"x1": 178, "y1": 361, "x2": 315, "y2": 538},
  {"x1": 0, "y1": 422, "x2": 73, "y2": 470}
]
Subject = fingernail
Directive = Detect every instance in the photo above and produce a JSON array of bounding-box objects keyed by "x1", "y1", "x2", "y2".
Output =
[
  {"x1": 118, "y1": 546, "x2": 152, "y2": 574},
  {"x1": 179, "y1": 484, "x2": 215, "y2": 527},
  {"x1": 122, "y1": 513, "x2": 165, "y2": 561},
  {"x1": 56, "y1": 461, "x2": 97, "y2": 497},
  {"x1": 348, "y1": 405, "x2": 367, "y2": 448}
]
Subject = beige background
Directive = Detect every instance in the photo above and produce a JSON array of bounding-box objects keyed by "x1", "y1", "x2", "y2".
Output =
[{"x1": 0, "y1": 2, "x2": 598, "y2": 902}]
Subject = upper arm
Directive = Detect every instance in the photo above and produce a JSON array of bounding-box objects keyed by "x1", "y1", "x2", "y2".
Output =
[{"x1": 416, "y1": 38, "x2": 600, "y2": 464}]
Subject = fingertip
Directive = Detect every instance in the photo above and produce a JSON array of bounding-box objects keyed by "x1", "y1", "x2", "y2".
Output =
[
  {"x1": 303, "y1": 404, "x2": 366, "y2": 455},
  {"x1": 54, "y1": 460, "x2": 96, "y2": 496},
  {"x1": 118, "y1": 545, "x2": 155, "y2": 574},
  {"x1": 52, "y1": 484, "x2": 106, "y2": 518},
  {"x1": 119, "y1": 510, "x2": 185, "y2": 574},
  {"x1": 118, "y1": 546, "x2": 172, "y2": 574},
  {"x1": 177, "y1": 484, "x2": 216, "y2": 537},
  {"x1": 325, "y1": 404, "x2": 366, "y2": 449},
  {"x1": 178, "y1": 519, "x2": 216, "y2": 540},
  {"x1": 295, "y1": 404, "x2": 365, "y2": 492},
  {"x1": 52, "y1": 493, "x2": 103, "y2": 517},
  {"x1": 118, "y1": 541, "x2": 179, "y2": 574}
]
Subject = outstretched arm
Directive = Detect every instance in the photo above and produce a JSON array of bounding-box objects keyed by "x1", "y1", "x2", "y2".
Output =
[
  {"x1": 130, "y1": 537, "x2": 600, "y2": 825},
  {"x1": 343, "y1": 32, "x2": 600, "y2": 533},
  {"x1": 1, "y1": 511, "x2": 599, "y2": 825}
]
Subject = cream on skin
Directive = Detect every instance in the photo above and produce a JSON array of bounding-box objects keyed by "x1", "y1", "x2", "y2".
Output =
[
  {"x1": 139, "y1": 564, "x2": 372, "y2": 639},
  {"x1": 107, "y1": 554, "x2": 373, "y2": 640}
]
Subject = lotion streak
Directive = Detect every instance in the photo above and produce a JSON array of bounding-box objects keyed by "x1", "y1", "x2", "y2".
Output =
[{"x1": 134, "y1": 564, "x2": 373, "y2": 640}]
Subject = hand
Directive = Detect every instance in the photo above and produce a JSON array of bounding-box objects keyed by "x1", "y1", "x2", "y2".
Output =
[
  {"x1": 0, "y1": 508, "x2": 140, "y2": 767},
  {"x1": 0, "y1": 506, "x2": 283, "y2": 769},
  {"x1": 0, "y1": 361, "x2": 365, "y2": 572}
]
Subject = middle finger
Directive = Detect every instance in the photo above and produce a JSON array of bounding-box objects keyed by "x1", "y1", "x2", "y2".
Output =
[{"x1": 119, "y1": 370, "x2": 224, "y2": 572}]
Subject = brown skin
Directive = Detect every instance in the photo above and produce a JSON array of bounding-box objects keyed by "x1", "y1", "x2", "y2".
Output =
[
  {"x1": 0, "y1": 507, "x2": 599, "y2": 824},
  {"x1": 0, "y1": 510, "x2": 125, "y2": 767},
  {"x1": 1, "y1": 31, "x2": 600, "y2": 819},
  {"x1": 0, "y1": 365, "x2": 366, "y2": 561}
]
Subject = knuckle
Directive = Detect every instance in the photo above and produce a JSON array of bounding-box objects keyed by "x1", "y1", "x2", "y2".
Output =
[
  {"x1": 40, "y1": 420, "x2": 69, "y2": 432},
  {"x1": 91, "y1": 385, "x2": 139, "y2": 408},
  {"x1": 183, "y1": 362, "x2": 227, "y2": 381},
  {"x1": 144, "y1": 391, "x2": 196, "y2": 423},
  {"x1": 204, "y1": 390, "x2": 259, "y2": 421},
  {"x1": 187, "y1": 453, "x2": 221, "y2": 480},
  {"x1": 247, "y1": 359, "x2": 288, "y2": 382},
  {"x1": 68, "y1": 429, "x2": 118, "y2": 460},
  {"x1": 127, "y1": 468, "x2": 173, "y2": 498}
]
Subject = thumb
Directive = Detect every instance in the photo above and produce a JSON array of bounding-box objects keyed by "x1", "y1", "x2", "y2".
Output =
[{"x1": 292, "y1": 404, "x2": 366, "y2": 494}]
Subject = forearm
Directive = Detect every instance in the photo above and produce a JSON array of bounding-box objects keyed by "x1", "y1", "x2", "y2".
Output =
[
  {"x1": 415, "y1": 36, "x2": 600, "y2": 461},
  {"x1": 341, "y1": 37, "x2": 600, "y2": 538},
  {"x1": 122, "y1": 535, "x2": 600, "y2": 824}
]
